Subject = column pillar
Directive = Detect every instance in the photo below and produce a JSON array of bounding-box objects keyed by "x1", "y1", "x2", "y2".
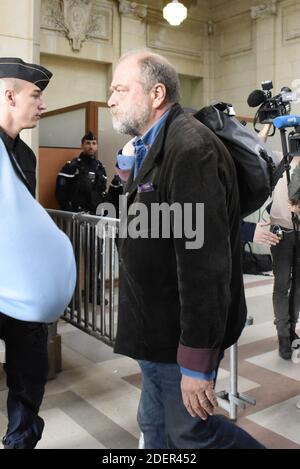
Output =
[
  {"x1": 251, "y1": 0, "x2": 278, "y2": 87},
  {"x1": 0, "y1": 0, "x2": 42, "y2": 152},
  {"x1": 118, "y1": 0, "x2": 147, "y2": 56}
]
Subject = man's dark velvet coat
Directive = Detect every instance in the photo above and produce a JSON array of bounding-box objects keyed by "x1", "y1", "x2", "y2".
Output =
[{"x1": 114, "y1": 104, "x2": 247, "y2": 373}]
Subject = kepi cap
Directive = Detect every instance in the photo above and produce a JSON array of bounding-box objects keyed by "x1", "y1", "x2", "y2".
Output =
[{"x1": 0, "y1": 57, "x2": 52, "y2": 90}]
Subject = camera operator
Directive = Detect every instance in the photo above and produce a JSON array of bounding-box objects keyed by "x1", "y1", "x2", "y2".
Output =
[
  {"x1": 288, "y1": 161, "x2": 300, "y2": 412},
  {"x1": 289, "y1": 161, "x2": 300, "y2": 215},
  {"x1": 259, "y1": 123, "x2": 300, "y2": 360}
]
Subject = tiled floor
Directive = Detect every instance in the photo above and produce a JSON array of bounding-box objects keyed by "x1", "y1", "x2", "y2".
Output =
[{"x1": 0, "y1": 273, "x2": 300, "y2": 449}]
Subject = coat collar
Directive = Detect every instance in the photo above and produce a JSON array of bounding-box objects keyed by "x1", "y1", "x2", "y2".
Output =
[
  {"x1": 124, "y1": 103, "x2": 183, "y2": 200},
  {"x1": 0, "y1": 127, "x2": 31, "y2": 192}
]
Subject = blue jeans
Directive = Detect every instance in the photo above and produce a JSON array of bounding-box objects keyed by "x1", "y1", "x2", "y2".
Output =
[{"x1": 137, "y1": 360, "x2": 264, "y2": 449}]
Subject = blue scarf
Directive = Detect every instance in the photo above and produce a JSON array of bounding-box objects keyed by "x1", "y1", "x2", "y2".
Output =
[{"x1": 0, "y1": 138, "x2": 76, "y2": 322}]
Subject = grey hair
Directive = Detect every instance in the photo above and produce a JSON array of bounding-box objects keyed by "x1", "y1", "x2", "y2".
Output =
[{"x1": 119, "y1": 51, "x2": 181, "y2": 104}]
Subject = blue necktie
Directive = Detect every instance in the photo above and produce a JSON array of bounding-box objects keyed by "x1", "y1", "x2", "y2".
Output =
[{"x1": 134, "y1": 138, "x2": 148, "y2": 178}]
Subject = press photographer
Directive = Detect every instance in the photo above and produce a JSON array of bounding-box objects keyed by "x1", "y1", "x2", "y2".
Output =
[
  {"x1": 288, "y1": 126, "x2": 300, "y2": 215},
  {"x1": 289, "y1": 162, "x2": 300, "y2": 214},
  {"x1": 247, "y1": 86, "x2": 300, "y2": 361}
]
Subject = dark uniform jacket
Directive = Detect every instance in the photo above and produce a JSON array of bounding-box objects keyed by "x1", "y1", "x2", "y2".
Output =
[
  {"x1": 106, "y1": 174, "x2": 124, "y2": 217},
  {"x1": 114, "y1": 104, "x2": 247, "y2": 373},
  {"x1": 0, "y1": 128, "x2": 36, "y2": 196},
  {"x1": 55, "y1": 153, "x2": 107, "y2": 214},
  {"x1": 0, "y1": 129, "x2": 45, "y2": 335}
]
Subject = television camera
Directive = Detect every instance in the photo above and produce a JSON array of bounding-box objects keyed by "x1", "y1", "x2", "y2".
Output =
[{"x1": 247, "y1": 80, "x2": 297, "y2": 133}]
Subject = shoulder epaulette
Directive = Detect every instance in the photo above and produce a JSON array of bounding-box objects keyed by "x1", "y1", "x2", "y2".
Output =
[{"x1": 58, "y1": 159, "x2": 79, "y2": 177}]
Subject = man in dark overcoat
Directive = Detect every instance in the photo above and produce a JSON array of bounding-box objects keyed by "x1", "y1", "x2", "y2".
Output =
[{"x1": 108, "y1": 50, "x2": 264, "y2": 449}]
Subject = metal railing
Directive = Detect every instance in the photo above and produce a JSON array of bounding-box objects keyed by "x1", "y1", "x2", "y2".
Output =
[
  {"x1": 47, "y1": 209, "x2": 119, "y2": 347},
  {"x1": 216, "y1": 342, "x2": 256, "y2": 420}
]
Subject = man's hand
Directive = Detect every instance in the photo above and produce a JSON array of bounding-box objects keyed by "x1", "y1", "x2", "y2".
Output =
[
  {"x1": 288, "y1": 201, "x2": 300, "y2": 215},
  {"x1": 258, "y1": 123, "x2": 272, "y2": 142},
  {"x1": 293, "y1": 205, "x2": 300, "y2": 215},
  {"x1": 115, "y1": 166, "x2": 131, "y2": 182},
  {"x1": 181, "y1": 375, "x2": 218, "y2": 420},
  {"x1": 253, "y1": 222, "x2": 280, "y2": 246}
]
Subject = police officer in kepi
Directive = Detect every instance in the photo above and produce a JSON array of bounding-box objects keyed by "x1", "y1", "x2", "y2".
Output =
[
  {"x1": 0, "y1": 58, "x2": 76, "y2": 449},
  {"x1": 55, "y1": 131, "x2": 107, "y2": 214}
]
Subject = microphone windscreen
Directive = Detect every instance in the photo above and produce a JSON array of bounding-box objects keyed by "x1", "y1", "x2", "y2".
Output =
[{"x1": 247, "y1": 89, "x2": 266, "y2": 107}]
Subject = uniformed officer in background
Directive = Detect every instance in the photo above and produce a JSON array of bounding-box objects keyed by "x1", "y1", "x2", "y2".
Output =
[{"x1": 55, "y1": 131, "x2": 107, "y2": 214}]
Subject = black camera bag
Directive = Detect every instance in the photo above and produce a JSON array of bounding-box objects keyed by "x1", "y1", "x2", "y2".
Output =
[
  {"x1": 194, "y1": 104, "x2": 276, "y2": 217},
  {"x1": 243, "y1": 242, "x2": 273, "y2": 275}
]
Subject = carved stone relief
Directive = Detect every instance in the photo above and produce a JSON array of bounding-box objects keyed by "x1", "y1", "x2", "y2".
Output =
[
  {"x1": 250, "y1": 0, "x2": 277, "y2": 19},
  {"x1": 118, "y1": 0, "x2": 147, "y2": 20},
  {"x1": 41, "y1": 0, "x2": 63, "y2": 31},
  {"x1": 41, "y1": 0, "x2": 112, "y2": 51},
  {"x1": 63, "y1": 0, "x2": 93, "y2": 50}
]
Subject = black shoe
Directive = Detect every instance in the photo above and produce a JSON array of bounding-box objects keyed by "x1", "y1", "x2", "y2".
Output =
[
  {"x1": 278, "y1": 336, "x2": 292, "y2": 359},
  {"x1": 2, "y1": 436, "x2": 12, "y2": 449},
  {"x1": 290, "y1": 331, "x2": 299, "y2": 343}
]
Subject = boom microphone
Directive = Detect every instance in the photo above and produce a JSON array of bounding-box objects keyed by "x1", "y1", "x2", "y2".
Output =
[
  {"x1": 247, "y1": 89, "x2": 266, "y2": 107},
  {"x1": 273, "y1": 115, "x2": 300, "y2": 129}
]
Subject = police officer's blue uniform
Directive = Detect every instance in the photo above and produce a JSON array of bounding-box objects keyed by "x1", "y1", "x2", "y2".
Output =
[
  {"x1": 0, "y1": 129, "x2": 48, "y2": 449},
  {"x1": 0, "y1": 56, "x2": 76, "y2": 450}
]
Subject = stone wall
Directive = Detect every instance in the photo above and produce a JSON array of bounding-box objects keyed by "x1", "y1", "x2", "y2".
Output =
[
  {"x1": 211, "y1": 0, "x2": 300, "y2": 117},
  {"x1": 0, "y1": 0, "x2": 41, "y2": 151},
  {"x1": 0, "y1": 0, "x2": 300, "y2": 182},
  {"x1": 1, "y1": 1, "x2": 300, "y2": 117},
  {"x1": 39, "y1": 0, "x2": 211, "y2": 110}
]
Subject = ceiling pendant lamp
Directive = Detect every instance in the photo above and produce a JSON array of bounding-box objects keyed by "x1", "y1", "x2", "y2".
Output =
[{"x1": 163, "y1": 0, "x2": 187, "y2": 26}]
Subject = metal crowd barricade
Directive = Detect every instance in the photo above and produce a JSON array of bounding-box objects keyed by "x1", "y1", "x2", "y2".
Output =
[
  {"x1": 48, "y1": 209, "x2": 255, "y2": 420},
  {"x1": 216, "y1": 342, "x2": 256, "y2": 420},
  {"x1": 47, "y1": 209, "x2": 119, "y2": 346}
]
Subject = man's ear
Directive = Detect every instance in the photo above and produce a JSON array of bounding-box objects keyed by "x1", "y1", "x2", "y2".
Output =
[
  {"x1": 5, "y1": 89, "x2": 16, "y2": 107},
  {"x1": 151, "y1": 83, "x2": 167, "y2": 109}
]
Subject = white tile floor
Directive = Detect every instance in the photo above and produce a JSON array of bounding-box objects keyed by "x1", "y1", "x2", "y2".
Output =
[{"x1": 248, "y1": 395, "x2": 300, "y2": 445}]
